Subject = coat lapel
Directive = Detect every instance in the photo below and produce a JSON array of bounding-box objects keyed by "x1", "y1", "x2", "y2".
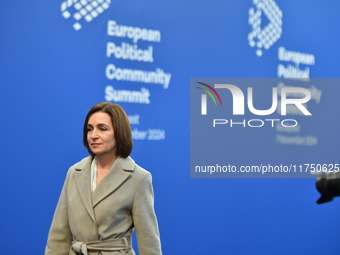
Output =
[
  {"x1": 73, "y1": 157, "x2": 97, "y2": 224},
  {"x1": 92, "y1": 156, "x2": 135, "y2": 208}
]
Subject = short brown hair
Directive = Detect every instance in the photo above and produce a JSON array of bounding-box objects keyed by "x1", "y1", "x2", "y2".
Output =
[{"x1": 83, "y1": 102, "x2": 133, "y2": 158}]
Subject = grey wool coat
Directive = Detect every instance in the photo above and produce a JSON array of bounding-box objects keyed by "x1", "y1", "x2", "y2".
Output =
[{"x1": 45, "y1": 156, "x2": 162, "y2": 255}]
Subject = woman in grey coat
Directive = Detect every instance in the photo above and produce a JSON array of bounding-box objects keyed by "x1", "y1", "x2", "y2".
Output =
[{"x1": 45, "y1": 102, "x2": 162, "y2": 255}]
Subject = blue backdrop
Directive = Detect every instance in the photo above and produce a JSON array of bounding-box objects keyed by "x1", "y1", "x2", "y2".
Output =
[{"x1": 1, "y1": 0, "x2": 340, "y2": 254}]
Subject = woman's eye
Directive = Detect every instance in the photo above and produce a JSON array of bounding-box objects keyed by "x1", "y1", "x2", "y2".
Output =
[{"x1": 100, "y1": 128, "x2": 107, "y2": 131}]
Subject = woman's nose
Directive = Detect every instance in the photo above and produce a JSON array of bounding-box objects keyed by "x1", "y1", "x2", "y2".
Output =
[{"x1": 91, "y1": 129, "x2": 99, "y2": 139}]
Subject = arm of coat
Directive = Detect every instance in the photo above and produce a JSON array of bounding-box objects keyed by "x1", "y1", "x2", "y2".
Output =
[
  {"x1": 132, "y1": 171, "x2": 162, "y2": 255},
  {"x1": 45, "y1": 170, "x2": 73, "y2": 255}
]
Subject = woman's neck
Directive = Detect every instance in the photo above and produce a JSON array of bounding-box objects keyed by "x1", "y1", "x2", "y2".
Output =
[{"x1": 96, "y1": 152, "x2": 117, "y2": 170}]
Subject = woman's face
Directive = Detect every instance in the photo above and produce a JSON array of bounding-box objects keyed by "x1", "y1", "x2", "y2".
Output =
[{"x1": 87, "y1": 111, "x2": 117, "y2": 158}]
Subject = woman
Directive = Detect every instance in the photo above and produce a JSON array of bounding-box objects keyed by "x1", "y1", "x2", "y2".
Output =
[{"x1": 45, "y1": 102, "x2": 162, "y2": 255}]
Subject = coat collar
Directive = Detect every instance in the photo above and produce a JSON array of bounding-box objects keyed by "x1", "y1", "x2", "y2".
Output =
[
  {"x1": 73, "y1": 157, "x2": 94, "y2": 223},
  {"x1": 73, "y1": 156, "x2": 135, "y2": 223},
  {"x1": 92, "y1": 156, "x2": 134, "y2": 207}
]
